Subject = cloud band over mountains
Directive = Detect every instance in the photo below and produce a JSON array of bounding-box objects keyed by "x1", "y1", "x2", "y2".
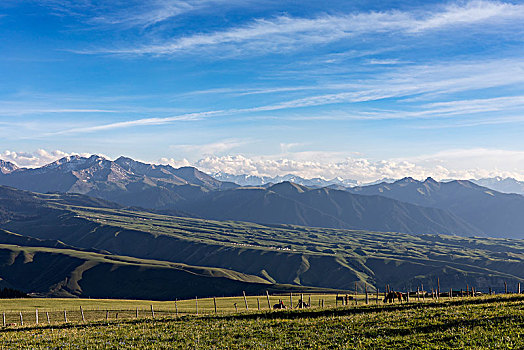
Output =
[{"x1": 3, "y1": 148, "x2": 524, "y2": 183}]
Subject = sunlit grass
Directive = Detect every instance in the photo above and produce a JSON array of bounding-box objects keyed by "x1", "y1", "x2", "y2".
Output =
[{"x1": 0, "y1": 295, "x2": 522, "y2": 349}]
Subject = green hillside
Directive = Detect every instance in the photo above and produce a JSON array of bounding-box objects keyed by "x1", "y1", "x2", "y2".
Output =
[
  {"x1": 1, "y1": 186, "x2": 522, "y2": 294},
  {"x1": 0, "y1": 237, "x2": 330, "y2": 299}
]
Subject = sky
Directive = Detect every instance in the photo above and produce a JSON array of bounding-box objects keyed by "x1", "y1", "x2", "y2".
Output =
[{"x1": 1, "y1": 0, "x2": 524, "y2": 182}]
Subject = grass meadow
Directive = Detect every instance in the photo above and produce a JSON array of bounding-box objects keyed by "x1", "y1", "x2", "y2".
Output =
[{"x1": 0, "y1": 294, "x2": 522, "y2": 349}]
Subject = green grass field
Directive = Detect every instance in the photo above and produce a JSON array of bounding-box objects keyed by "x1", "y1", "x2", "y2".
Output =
[{"x1": 0, "y1": 295, "x2": 522, "y2": 349}]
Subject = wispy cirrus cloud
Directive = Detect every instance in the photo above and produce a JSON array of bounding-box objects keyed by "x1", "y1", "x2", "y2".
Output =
[
  {"x1": 81, "y1": 0, "x2": 524, "y2": 56},
  {"x1": 39, "y1": 0, "x2": 217, "y2": 29},
  {"x1": 33, "y1": 57, "x2": 524, "y2": 136}
]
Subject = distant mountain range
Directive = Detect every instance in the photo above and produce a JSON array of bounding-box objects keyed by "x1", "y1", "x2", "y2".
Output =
[
  {"x1": 0, "y1": 155, "x2": 237, "y2": 210},
  {"x1": 1, "y1": 155, "x2": 524, "y2": 238},
  {"x1": 348, "y1": 177, "x2": 524, "y2": 238},
  {"x1": 213, "y1": 172, "x2": 359, "y2": 187},
  {"x1": 215, "y1": 172, "x2": 524, "y2": 195},
  {"x1": 470, "y1": 177, "x2": 524, "y2": 195}
]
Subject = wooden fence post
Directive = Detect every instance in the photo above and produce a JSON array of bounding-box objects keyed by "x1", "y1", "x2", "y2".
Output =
[
  {"x1": 518, "y1": 283, "x2": 521, "y2": 294},
  {"x1": 322, "y1": 299, "x2": 324, "y2": 308},
  {"x1": 214, "y1": 297, "x2": 218, "y2": 314},
  {"x1": 505, "y1": 281, "x2": 508, "y2": 294},
  {"x1": 19, "y1": 312, "x2": 23, "y2": 326},
  {"x1": 289, "y1": 293, "x2": 293, "y2": 309},
  {"x1": 151, "y1": 305, "x2": 155, "y2": 319},
  {"x1": 300, "y1": 294, "x2": 304, "y2": 309},
  {"x1": 2, "y1": 312, "x2": 5, "y2": 327},
  {"x1": 175, "y1": 300, "x2": 179, "y2": 316},
  {"x1": 257, "y1": 298, "x2": 260, "y2": 311},
  {"x1": 105, "y1": 310, "x2": 108, "y2": 321},
  {"x1": 195, "y1": 297, "x2": 198, "y2": 315},
  {"x1": 355, "y1": 282, "x2": 358, "y2": 305},
  {"x1": 243, "y1": 291, "x2": 249, "y2": 311},
  {"x1": 80, "y1": 306, "x2": 85, "y2": 322},
  {"x1": 64, "y1": 310, "x2": 68, "y2": 323},
  {"x1": 437, "y1": 278, "x2": 440, "y2": 300},
  {"x1": 35, "y1": 309, "x2": 38, "y2": 325},
  {"x1": 308, "y1": 295, "x2": 311, "y2": 307},
  {"x1": 365, "y1": 285, "x2": 369, "y2": 305},
  {"x1": 46, "y1": 312, "x2": 50, "y2": 324},
  {"x1": 406, "y1": 290, "x2": 410, "y2": 303},
  {"x1": 266, "y1": 291, "x2": 271, "y2": 310},
  {"x1": 335, "y1": 293, "x2": 338, "y2": 307},
  {"x1": 136, "y1": 307, "x2": 138, "y2": 318},
  {"x1": 376, "y1": 288, "x2": 379, "y2": 304}
]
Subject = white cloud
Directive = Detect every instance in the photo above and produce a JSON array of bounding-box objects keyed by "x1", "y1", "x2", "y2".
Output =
[
  {"x1": 39, "y1": 0, "x2": 225, "y2": 29},
  {"x1": 159, "y1": 148, "x2": 524, "y2": 183},
  {"x1": 86, "y1": 1, "x2": 524, "y2": 56},
  {"x1": 3, "y1": 148, "x2": 524, "y2": 182},
  {"x1": 0, "y1": 149, "x2": 89, "y2": 168}
]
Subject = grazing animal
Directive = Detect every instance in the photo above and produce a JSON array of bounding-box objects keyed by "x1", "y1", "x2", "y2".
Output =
[
  {"x1": 273, "y1": 300, "x2": 286, "y2": 309},
  {"x1": 383, "y1": 291, "x2": 404, "y2": 303},
  {"x1": 296, "y1": 300, "x2": 310, "y2": 308}
]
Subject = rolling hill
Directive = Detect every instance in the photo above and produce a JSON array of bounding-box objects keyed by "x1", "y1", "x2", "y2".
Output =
[
  {"x1": 0, "y1": 186, "x2": 522, "y2": 296},
  {"x1": 176, "y1": 181, "x2": 480, "y2": 235}
]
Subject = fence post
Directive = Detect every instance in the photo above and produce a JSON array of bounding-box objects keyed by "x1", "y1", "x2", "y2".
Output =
[
  {"x1": 505, "y1": 281, "x2": 508, "y2": 294},
  {"x1": 243, "y1": 291, "x2": 249, "y2": 311},
  {"x1": 322, "y1": 299, "x2": 324, "y2": 308},
  {"x1": 175, "y1": 300, "x2": 179, "y2": 316},
  {"x1": 46, "y1": 312, "x2": 50, "y2": 324},
  {"x1": 35, "y1": 309, "x2": 39, "y2": 325},
  {"x1": 257, "y1": 298, "x2": 260, "y2": 311},
  {"x1": 519, "y1": 283, "x2": 521, "y2": 294},
  {"x1": 437, "y1": 278, "x2": 440, "y2": 300},
  {"x1": 406, "y1": 290, "x2": 410, "y2": 303},
  {"x1": 289, "y1": 293, "x2": 293, "y2": 309},
  {"x1": 136, "y1": 307, "x2": 138, "y2": 318},
  {"x1": 214, "y1": 297, "x2": 218, "y2": 314},
  {"x1": 151, "y1": 305, "x2": 155, "y2": 319},
  {"x1": 64, "y1": 310, "x2": 67, "y2": 323},
  {"x1": 80, "y1": 306, "x2": 85, "y2": 322},
  {"x1": 335, "y1": 293, "x2": 338, "y2": 307},
  {"x1": 105, "y1": 310, "x2": 108, "y2": 321},
  {"x1": 300, "y1": 294, "x2": 304, "y2": 309},
  {"x1": 266, "y1": 291, "x2": 271, "y2": 310},
  {"x1": 195, "y1": 297, "x2": 198, "y2": 315},
  {"x1": 2, "y1": 312, "x2": 5, "y2": 327},
  {"x1": 376, "y1": 288, "x2": 379, "y2": 304},
  {"x1": 19, "y1": 312, "x2": 23, "y2": 326},
  {"x1": 365, "y1": 285, "x2": 369, "y2": 305},
  {"x1": 308, "y1": 295, "x2": 311, "y2": 307},
  {"x1": 355, "y1": 282, "x2": 358, "y2": 305}
]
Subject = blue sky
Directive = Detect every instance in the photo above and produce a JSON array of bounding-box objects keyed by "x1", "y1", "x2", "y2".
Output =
[{"x1": 1, "y1": 0, "x2": 524, "y2": 181}]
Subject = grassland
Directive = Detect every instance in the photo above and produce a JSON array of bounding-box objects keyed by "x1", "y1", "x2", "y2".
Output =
[{"x1": 0, "y1": 295, "x2": 522, "y2": 349}]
